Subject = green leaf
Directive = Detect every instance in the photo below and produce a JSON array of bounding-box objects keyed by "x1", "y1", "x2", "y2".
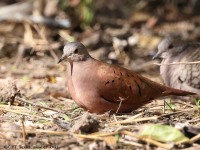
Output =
[
  {"x1": 114, "y1": 134, "x2": 120, "y2": 142},
  {"x1": 21, "y1": 75, "x2": 30, "y2": 82},
  {"x1": 62, "y1": 114, "x2": 71, "y2": 121},
  {"x1": 140, "y1": 124, "x2": 189, "y2": 143},
  {"x1": 194, "y1": 98, "x2": 200, "y2": 107}
]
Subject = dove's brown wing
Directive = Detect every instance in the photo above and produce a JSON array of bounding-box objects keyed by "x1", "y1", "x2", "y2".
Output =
[{"x1": 97, "y1": 61, "x2": 195, "y2": 106}]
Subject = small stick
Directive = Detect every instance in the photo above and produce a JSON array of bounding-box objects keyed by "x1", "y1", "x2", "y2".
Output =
[
  {"x1": 159, "y1": 108, "x2": 198, "y2": 118},
  {"x1": 16, "y1": 97, "x2": 68, "y2": 114},
  {"x1": 187, "y1": 118, "x2": 200, "y2": 123},
  {"x1": 190, "y1": 133, "x2": 200, "y2": 143},
  {"x1": 174, "y1": 101, "x2": 195, "y2": 108},
  {"x1": 110, "y1": 116, "x2": 158, "y2": 125},
  {"x1": 121, "y1": 130, "x2": 171, "y2": 149},
  {"x1": 21, "y1": 116, "x2": 26, "y2": 144},
  {"x1": 0, "y1": 108, "x2": 53, "y2": 121},
  {"x1": 119, "y1": 139, "x2": 143, "y2": 147},
  {"x1": 0, "y1": 129, "x2": 69, "y2": 135},
  {"x1": 116, "y1": 97, "x2": 128, "y2": 114},
  {"x1": 154, "y1": 61, "x2": 200, "y2": 66}
]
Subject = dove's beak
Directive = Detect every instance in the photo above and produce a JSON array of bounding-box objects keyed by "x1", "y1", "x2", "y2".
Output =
[
  {"x1": 58, "y1": 55, "x2": 72, "y2": 64},
  {"x1": 58, "y1": 57, "x2": 64, "y2": 64},
  {"x1": 152, "y1": 51, "x2": 161, "y2": 60}
]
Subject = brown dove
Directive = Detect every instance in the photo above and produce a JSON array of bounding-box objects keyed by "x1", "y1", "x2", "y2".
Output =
[
  {"x1": 59, "y1": 42, "x2": 195, "y2": 114},
  {"x1": 153, "y1": 37, "x2": 200, "y2": 96}
]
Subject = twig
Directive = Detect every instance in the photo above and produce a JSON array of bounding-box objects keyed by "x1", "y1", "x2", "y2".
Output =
[
  {"x1": 0, "y1": 104, "x2": 30, "y2": 112},
  {"x1": 159, "y1": 108, "x2": 199, "y2": 118},
  {"x1": 21, "y1": 116, "x2": 26, "y2": 143},
  {"x1": 174, "y1": 101, "x2": 195, "y2": 108},
  {"x1": 0, "y1": 108, "x2": 53, "y2": 121},
  {"x1": 115, "y1": 125, "x2": 138, "y2": 132},
  {"x1": 91, "y1": 132, "x2": 119, "y2": 137},
  {"x1": 119, "y1": 139, "x2": 143, "y2": 147},
  {"x1": 191, "y1": 133, "x2": 200, "y2": 143},
  {"x1": 0, "y1": 129, "x2": 69, "y2": 135},
  {"x1": 121, "y1": 130, "x2": 172, "y2": 149},
  {"x1": 73, "y1": 132, "x2": 118, "y2": 142},
  {"x1": 16, "y1": 97, "x2": 67, "y2": 114},
  {"x1": 110, "y1": 112, "x2": 143, "y2": 125},
  {"x1": 116, "y1": 97, "x2": 128, "y2": 114},
  {"x1": 57, "y1": 97, "x2": 75, "y2": 103},
  {"x1": 187, "y1": 118, "x2": 200, "y2": 123},
  {"x1": 73, "y1": 134, "x2": 103, "y2": 140},
  {"x1": 110, "y1": 116, "x2": 158, "y2": 125},
  {"x1": 113, "y1": 114, "x2": 118, "y2": 124},
  {"x1": 154, "y1": 61, "x2": 200, "y2": 66}
]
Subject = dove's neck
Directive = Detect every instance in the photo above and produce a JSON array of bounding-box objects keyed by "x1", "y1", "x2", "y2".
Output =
[{"x1": 67, "y1": 57, "x2": 95, "y2": 77}]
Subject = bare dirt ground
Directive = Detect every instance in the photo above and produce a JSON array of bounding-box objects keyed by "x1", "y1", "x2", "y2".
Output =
[{"x1": 0, "y1": 1, "x2": 200, "y2": 149}]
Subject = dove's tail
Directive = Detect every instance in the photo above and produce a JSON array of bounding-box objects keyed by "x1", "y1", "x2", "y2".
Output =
[{"x1": 163, "y1": 87, "x2": 196, "y2": 97}]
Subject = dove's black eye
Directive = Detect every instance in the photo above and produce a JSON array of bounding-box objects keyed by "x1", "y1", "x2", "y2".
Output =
[
  {"x1": 168, "y1": 44, "x2": 173, "y2": 49},
  {"x1": 74, "y1": 49, "x2": 79, "y2": 53}
]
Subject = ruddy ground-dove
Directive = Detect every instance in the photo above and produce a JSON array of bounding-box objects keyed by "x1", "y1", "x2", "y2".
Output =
[
  {"x1": 59, "y1": 42, "x2": 195, "y2": 114},
  {"x1": 153, "y1": 37, "x2": 200, "y2": 96}
]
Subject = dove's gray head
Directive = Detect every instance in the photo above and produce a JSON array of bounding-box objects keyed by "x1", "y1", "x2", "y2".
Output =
[
  {"x1": 153, "y1": 37, "x2": 186, "y2": 59},
  {"x1": 58, "y1": 42, "x2": 91, "y2": 63}
]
